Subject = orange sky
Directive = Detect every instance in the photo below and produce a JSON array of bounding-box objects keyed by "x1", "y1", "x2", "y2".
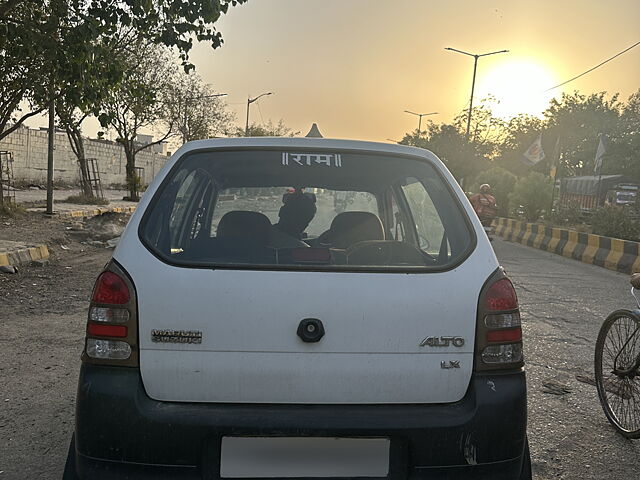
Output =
[
  {"x1": 21, "y1": 0, "x2": 640, "y2": 143},
  {"x1": 190, "y1": 0, "x2": 640, "y2": 142}
]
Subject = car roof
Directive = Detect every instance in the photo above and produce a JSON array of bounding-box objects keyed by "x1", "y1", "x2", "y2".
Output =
[{"x1": 171, "y1": 137, "x2": 440, "y2": 164}]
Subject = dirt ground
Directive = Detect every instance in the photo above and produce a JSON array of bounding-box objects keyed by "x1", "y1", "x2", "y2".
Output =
[{"x1": 0, "y1": 212, "x2": 122, "y2": 479}]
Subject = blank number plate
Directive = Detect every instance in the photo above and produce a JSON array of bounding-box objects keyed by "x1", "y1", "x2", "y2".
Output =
[{"x1": 220, "y1": 436, "x2": 390, "y2": 478}]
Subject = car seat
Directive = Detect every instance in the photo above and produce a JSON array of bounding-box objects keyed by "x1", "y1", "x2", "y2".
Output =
[{"x1": 318, "y1": 211, "x2": 385, "y2": 249}]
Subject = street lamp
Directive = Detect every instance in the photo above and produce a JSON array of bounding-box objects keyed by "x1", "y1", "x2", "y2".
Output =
[
  {"x1": 445, "y1": 47, "x2": 508, "y2": 139},
  {"x1": 245, "y1": 92, "x2": 273, "y2": 136},
  {"x1": 403, "y1": 110, "x2": 438, "y2": 133},
  {"x1": 182, "y1": 93, "x2": 227, "y2": 144}
]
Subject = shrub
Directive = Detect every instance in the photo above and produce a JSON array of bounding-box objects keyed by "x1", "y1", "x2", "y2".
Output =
[
  {"x1": 591, "y1": 206, "x2": 639, "y2": 241},
  {"x1": 549, "y1": 200, "x2": 584, "y2": 226},
  {"x1": 473, "y1": 166, "x2": 517, "y2": 217},
  {"x1": 0, "y1": 201, "x2": 26, "y2": 218},
  {"x1": 63, "y1": 194, "x2": 109, "y2": 205},
  {"x1": 509, "y1": 172, "x2": 553, "y2": 222}
]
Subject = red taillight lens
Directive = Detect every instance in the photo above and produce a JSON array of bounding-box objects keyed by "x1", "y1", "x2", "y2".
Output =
[
  {"x1": 92, "y1": 272, "x2": 130, "y2": 305},
  {"x1": 475, "y1": 273, "x2": 524, "y2": 371},
  {"x1": 83, "y1": 263, "x2": 138, "y2": 367},
  {"x1": 487, "y1": 328, "x2": 522, "y2": 343},
  {"x1": 87, "y1": 323, "x2": 128, "y2": 338},
  {"x1": 484, "y1": 278, "x2": 518, "y2": 311}
]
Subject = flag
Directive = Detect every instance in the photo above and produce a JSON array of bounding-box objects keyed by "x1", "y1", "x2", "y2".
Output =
[
  {"x1": 522, "y1": 134, "x2": 545, "y2": 166},
  {"x1": 549, "y1": 137, "x2": 560, "y2": 178},
  {"x1": 594, "y1": 134, "x2": 607, "y2": 174}
]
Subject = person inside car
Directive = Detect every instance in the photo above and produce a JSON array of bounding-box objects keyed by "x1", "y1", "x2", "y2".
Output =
[{"x1": 270, "y1": 189, "x2": 317, "y2": 248}]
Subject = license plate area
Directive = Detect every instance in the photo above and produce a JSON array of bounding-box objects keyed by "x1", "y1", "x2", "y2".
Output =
[{"x1": 220, "y1": 436, "x2": 391, "y2": 478}]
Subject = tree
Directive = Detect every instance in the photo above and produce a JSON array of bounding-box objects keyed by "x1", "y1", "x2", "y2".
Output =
[
  {"x1": 509, "y1": 172, "x2": 553, "y2": 222},
  {"x1": 0, "y1": 2, "x2": 49, "y2": 141},
  {"x1": 494, "y1": 114, "x2": 547, "y2": 177},
  {"x1": 0, "y1": 0, "x2": 247, "y2": 141},
  {"x1": 101, "y1": 44, "x2": 177, "y2": 201},
  {"x1": 601, "y1": 89, "x2": 640, "y2": 180},
  {"x1": 56, "y1": 102, "x2": 93, "y2": 196},
  {"x1": 400, "y1": 121, "x2": 491, "y2": 185},
  {"x1": 236, "y1": 120, "x2": 299, "y2": 137},
  {"x1": 164, "y1": 72, "x2": 233, "y2": 143},
  {"x1": 543, "y1": 91, "x2": 621, "y2": 176},
  {"x1": 452, "y1": 96, "x2": 506, "y2": 156}
]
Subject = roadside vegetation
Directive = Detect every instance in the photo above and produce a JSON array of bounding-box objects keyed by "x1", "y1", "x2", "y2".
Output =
[
  {"x1": 62, "y1": 194, "x2": 109, "y2": 206},
  {"x1": 0, "y1": 202, "x2": 26, "y2": 218}
]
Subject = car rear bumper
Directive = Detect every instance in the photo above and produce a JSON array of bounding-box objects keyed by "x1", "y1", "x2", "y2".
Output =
[{"x1": 72, "y1": 364, "x2": 527, "y2": 480}]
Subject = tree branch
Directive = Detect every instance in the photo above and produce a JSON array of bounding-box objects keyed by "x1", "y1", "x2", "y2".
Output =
[{"x1": 0, "y1": 106, "x2": 47, "y2": 142}]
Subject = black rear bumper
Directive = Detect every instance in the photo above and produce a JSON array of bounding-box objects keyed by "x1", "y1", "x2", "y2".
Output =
[{"x1": 72, "y1": 364, "x2": 527, "y2": 479}]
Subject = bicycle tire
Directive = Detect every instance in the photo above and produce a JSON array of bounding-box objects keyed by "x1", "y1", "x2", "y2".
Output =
[{"x1": 594, "y1": 309, "x2": 640, "y2": 438}]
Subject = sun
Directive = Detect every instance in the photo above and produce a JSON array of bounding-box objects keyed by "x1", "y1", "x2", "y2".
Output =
[{"x1": 475, "y1": 60, "x2": 559, "y2": 119}]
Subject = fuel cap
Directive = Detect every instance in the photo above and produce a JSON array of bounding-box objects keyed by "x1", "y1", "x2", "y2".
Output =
[{"x1": 297, "y1": 318, "x2": 325, "y2": 343}]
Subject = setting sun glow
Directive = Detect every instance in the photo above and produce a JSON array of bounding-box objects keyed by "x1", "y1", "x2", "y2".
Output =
[{"x1": 475, "y1": 60, "x2": 559, "y2": 119}]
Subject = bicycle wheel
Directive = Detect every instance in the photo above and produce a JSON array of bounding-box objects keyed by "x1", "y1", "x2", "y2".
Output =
[{"x1": 595, "y1": 309, "x2": 640, "y2": 438}]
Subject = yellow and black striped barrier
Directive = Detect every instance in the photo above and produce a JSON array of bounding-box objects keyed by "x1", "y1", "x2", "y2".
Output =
[{"x1": 493, "y1": 218, "x2": 640, "y2": 274}]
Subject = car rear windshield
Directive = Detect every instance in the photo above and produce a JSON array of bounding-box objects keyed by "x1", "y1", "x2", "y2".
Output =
[{"x1": 139, "y1": 149, "x2": 474, "y2": 271}]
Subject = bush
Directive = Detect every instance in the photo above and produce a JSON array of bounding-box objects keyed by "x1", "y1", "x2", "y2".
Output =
[
  {"x1": 63, "y1": 194, "x2": 109, "y2": 205},
  {"x1": 591, "y1": 206, "x2": 639, "y2": 241},
  {"x1": 509, "y1": 172, "x2": 552, "y2": 222},
  {"x1": 549, "y1": 200, "x2": 584, "y2": 226},
  {"x1": 0, "y1": 202, "x2": 26, "y2": 217},
  {"x1": 473, "y1": 166, "x2": 516, "y2": 217}
]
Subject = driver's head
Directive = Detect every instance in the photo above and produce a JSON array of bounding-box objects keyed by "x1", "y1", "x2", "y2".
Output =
[{"x1": 276, "y1": 192, "x2": 317, "y2": 238}]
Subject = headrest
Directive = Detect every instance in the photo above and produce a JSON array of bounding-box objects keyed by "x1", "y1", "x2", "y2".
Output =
[
  {"x1": 328, "y1": 211, "x2": 384, "y2": 249},
  {"x1": 217, "y1": 211, "x2": 271, "y2": 245}
]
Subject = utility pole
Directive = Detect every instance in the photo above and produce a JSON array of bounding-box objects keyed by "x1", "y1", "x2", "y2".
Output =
[
  {"x1": 245, "y1": 92, "x2": 272, "y2": 136},
  {"x1": 445, "y1": 47, "x2": 508, "y2": 139},
  {"x1": 46, "y1": 84, "x2": 55, "y2": 215},
  {"x1": 403, "y1": 110, "x2": 438, "y2": 134}
]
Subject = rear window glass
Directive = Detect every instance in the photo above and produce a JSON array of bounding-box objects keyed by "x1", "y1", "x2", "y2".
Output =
[{"x1": 140, "y1": 149, "x2": 474, "y2": 271}]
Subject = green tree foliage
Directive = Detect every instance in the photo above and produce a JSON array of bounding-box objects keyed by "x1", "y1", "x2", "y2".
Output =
[
  {"x1": 604, "y1": 90, "x2": 640, "y2": 180},
  {"x1": 0, "y1": 0, "x2": 247, "y2": 140},
  {"x1": 400, "y1": 122, "x2": 491, "y2": 183},
  {"x1": 509, "y1": 172, "x2": 553, "y2": 222},
  {"x1": 473, "y1": 167, "x2": 516, "y2": 217},
  {"x1": 164, "y1": 71, "x2": 233, "y2": 143},
  {"x1": 237, "y1": 120, "x2": 299, "y2": 137},
  {"x1": 495, "y1": 114, "x2": 546, "y2": 176},
  {"x1": 591, "y1": 206, "x2": 639, "y2": 241},
  {"x1": 543, "y1": 91, "x2": 622, "y2": 176},
  {"x1": 101, "y1": 44, "x2": 178, "y2": 201}
]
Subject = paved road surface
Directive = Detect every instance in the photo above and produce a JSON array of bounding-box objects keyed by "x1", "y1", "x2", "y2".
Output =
[
  {"x1": 1, "y1": 236, "x2": 639, "y2": 479},
  {"x1": 494, "y1": 237, "x2": 640, "y2": 479}
]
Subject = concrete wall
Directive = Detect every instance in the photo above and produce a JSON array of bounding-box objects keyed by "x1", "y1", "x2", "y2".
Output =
[{"x1": 0, "y1": 125, "x2": 170, "y2": 187}]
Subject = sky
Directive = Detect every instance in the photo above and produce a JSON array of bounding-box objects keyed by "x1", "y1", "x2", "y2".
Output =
[
  {"x1": 189, "y1": 0, "x2": 640, "y2": 142},
  {"x1": 24, "y1": 0, "x2": 640, "y2": 144}
]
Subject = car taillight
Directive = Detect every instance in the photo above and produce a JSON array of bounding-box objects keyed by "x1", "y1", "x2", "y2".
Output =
[
  {"x1": 475, "y1": 270, "x2": 524, "y2": 371},
  {"x1": 83, "y1": 262, "x2": 138, "y2": 367}
]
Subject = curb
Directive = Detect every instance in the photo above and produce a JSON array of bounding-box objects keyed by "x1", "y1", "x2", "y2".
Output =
[
  {"x1": 494, "y1": 218, "x2": 640, "y2": 274},
  {"x1": 57, "y1": 205, "x2": 137, "y2": 219},
  {"x1": 0, "y1": 244, "x2": 49, "y2": 267}
]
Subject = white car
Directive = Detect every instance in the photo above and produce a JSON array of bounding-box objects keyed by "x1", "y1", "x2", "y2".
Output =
[{"x1": 65, "y1": 136, "x2": 530, "y2": 479}]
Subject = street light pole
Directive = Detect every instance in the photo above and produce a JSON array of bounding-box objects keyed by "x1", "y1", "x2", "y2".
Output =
[
  {"x1": 445, "y1": 47, "x2": 508, "y2": 139},
  {"x1": 403, "y1": 110, "x2": 438, "y2": 134},
  {"x1": 245, "y1": 92, "x2": 273, "y2": 136}
]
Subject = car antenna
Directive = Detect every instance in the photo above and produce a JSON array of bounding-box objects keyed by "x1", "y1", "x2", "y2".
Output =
[{"x1": 305, "y1": 123, "x2": 323, "y2": 138}]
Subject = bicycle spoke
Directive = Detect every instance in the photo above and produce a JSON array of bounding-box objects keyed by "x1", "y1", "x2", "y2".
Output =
[{"x1": 596, "y1": 312, "x2": 640, "y2": 435}]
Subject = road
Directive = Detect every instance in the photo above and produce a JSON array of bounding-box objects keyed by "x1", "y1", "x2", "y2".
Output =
[{"x1": 1, "y1": 236, "x2": 639, "y2": 479}]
